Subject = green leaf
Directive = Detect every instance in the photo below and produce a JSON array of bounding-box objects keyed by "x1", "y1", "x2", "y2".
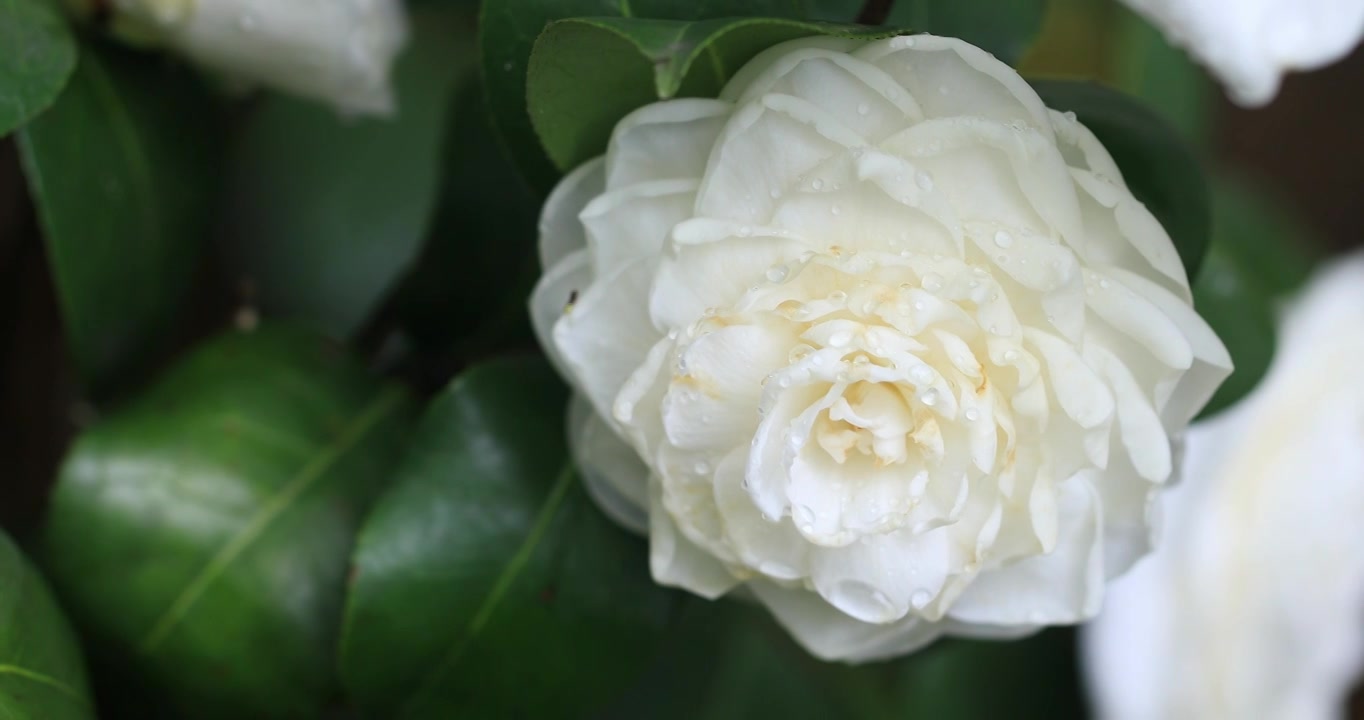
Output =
[
  {"x1": 482, "y1": 0, "x2": 817, "y2": 191},
  {"x1": 388, "y1": 79, "x2": 542, "y2": 357},
  {"x1": 0, "y1": 0, "x2": 76, "y2": 137},
  {"x1": 1030, "y1": 79, "x2": 1211, "y2": 280},
  {"x1": 0, "y1": 531, "x2": 94, "y2": 720},
  {"x1": 885, "y1": 0, "x2": 1049, "y2": 64},
  {"x1": 223, "y1": 7, "x2": 473, "y2": 339},
  {"x1": 1193, "y1": 177, "x2": 1316, "y2": 417},
  {"x1": 528, "y1": 16, "x2": 896, "y2": 173},
  {"x1": 17, "y1": 43, "x2": 222, "y2": 392},
  {"x1": 42, "y1": 324, "x2": 414, "y2": 719},
  {"x1": 1111, "y1": 5, "x2": 1211, "y2": 144},
  {"x1": 605, "y1": 597, "x2": 1084, "y2": 719},
  {"x1": 341, "y1": 357, "x2": 675, "y2": 718}
]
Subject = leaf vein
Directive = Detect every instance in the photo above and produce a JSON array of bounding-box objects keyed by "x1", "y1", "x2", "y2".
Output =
[
  {"x1": 401, "y1": 464, "x2": 576, "y2": 712},
  {"x1": 138, "y1": 387, "x2": 407, "y2": 651}
]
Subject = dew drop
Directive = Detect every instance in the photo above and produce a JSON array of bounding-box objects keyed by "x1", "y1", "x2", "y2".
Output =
[
  {"x1": 1003, "y1": 349, "x2": 1020, "y2": 362},
  {"x1": 693, "y1": 460, "x2": 711, "y2": 475},
  {"x1": 766, "y1": 264, "x2": 790, "y2": 283},
  {"x1": 911, "y1": 365, "x2": 933, "y2": 384},
  {"x1": 829, "y1": 330, "x2": 854, "y2": 348},
  {"x1": 921, "y1": 272, "x2": 943, "y2": 292},
  {"x1": 916, "y1": 171, "x2": 934, "y2": 191},
  {"x1": 794, "y1": 504, "x2": 816, "y2": 529},
  {"x1": 857, "y1": 102, "x2": 870, "y2": 116},
  {"x1": 812, "y1": 178, "x2": 825, "y2": 190},
  {"x1": 920, "y1": 388, "x2": 939, "y2": 407},
  {"x1": 830, "y1": 204, "x2": 842, "y2": 216},
  {"x1": 964, "y1": 408, "x2": 980, "y2": 422},
  {"x1": 738, "y1": 225, "x2": 753, "y2": 237},
  {"x1": 993, "y1": 230, "x2": 1014, "y2": 248},
  {"x1": 911, "y1": 590, "x2": 932, "y2": 609},
  {"x1": 769, "y1": 187, "x2": 781, "y2": 199},
  {"x1": 828, "y1": 290, "x2": 848, "y2": 302}
]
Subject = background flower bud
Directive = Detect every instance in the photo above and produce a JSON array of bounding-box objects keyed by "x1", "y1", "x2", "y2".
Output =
[{"x1": 105, "y1": 0, "x2": 407, "y2": 114}]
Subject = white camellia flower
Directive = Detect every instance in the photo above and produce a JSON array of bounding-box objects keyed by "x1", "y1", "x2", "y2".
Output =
[
  {"x1": 1084, "y1": 252, "x2": 1364, "y2": 720},
  {"x1": 531, "y1": 35, "x2": 1231, "y2": 662},
  {"x1": 1121, "y1": 0, "x2": 1364, "y2": 105},
  {"x1": 102, "y1": 0, "x2": 407, "y2": 114}
]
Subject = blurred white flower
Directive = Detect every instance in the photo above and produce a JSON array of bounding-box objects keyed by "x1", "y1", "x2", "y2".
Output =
[
  {"x1": 531, "y1": 35, "x2": 1230, "y2": 662},
  {"x1": 1121, "y1": 0, "x2": 1364, "y2": 105},
  {"x1": 108, "y1": 0, "x2": 407, "y2": 114},
  {"x1": 1083, "y1": 251, "x2": 1364, "y2": 719}
]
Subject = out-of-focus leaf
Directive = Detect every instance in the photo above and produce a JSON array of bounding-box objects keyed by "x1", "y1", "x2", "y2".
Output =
[
  {"x1": 223, "y1": 8, "x2": 472, "y2": 339},
  {"x1": 482, "y1": 0, "x2": 816, "y2": 191},
  {"x1": 1194, "y1": 177, "x2": 1316, "y2": 417},
  {"x1": 42, "y1": 325, "x2": 413, "y2": 719},
  {"x1": 0, "y1": 0, "x2": 76, "y2": 137},
  {"x1": 17, "y1": 44, "x2": 221, "y2": 391},
  {"x1": 1111, "y1": 5, "x2": 1211, "y2": 144},
  {"x1": 388, "y1": 78, "x2": 541, "y2": 360},
  {"x1": 528, "y1": 17, "x2": 895, "y2": 173},
  {"x1": 605, "y1": 597, "x2": 1084, "y2": 719},
  {"x1": 341, "y1": 358, "x2": 675, "y2": 718},
  {"x1": 1030, "y1": 79, "x2": 1211, "y2": 280},
  {"x1": 885, "y1": 0, "x2": 1049, "y2": 64},
  {"x1": 0, "y1": 530, "x2": 93, "y2": 720}
]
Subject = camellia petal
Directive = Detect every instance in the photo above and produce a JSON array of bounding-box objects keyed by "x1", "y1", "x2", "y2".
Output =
[
  {"x1": 1083, "y1": 251, "x2": 1364, "y2": 719},
  {"x1": 534, "y1": 34, "x2": 1229, "y2": 662},
  {"x1": 106, "y1": 0, "x2": 408, "y2": 113},
  {"x1": 1120, "y1": 0, "x2": 1364, "y2": 106}
]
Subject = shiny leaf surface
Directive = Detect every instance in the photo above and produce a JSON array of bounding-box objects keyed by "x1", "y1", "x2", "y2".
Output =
[
  {"x1": 341, "y1": 358, "x2": 675, "y2": 718},
  {"x1": 43, "y1": 325, "x2": 413, "y2": 718}
]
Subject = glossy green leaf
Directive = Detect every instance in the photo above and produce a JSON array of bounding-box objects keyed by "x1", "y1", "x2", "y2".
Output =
[
  {"x1": 1193, "y1": 178, "x2": 1316, "y2": 417},
  {"x1": 17, "y1": 44, "x2": 222, "y2": 391},
  {"x1": 529, "y1": 17, "x2": 897, "y2": 173},
  {"x1": 0, "y1": 0, "x2": 76, "y2": 137},
  {"x1": 605, "y1": 597, "x2": 1084, "y2": 719},
  {"x1": 1030, "y1": 79, "x2": 1211, "y2": 280},
  {"x1": 0, "y1": 531, "x2": 93, "y2": 720},
  {"x1": 482, "y1": 0, "x2": 816, "y2": 191},
  {"x1": 223, "y1": 7, "x2": 473, "y2": 339},
  {"x1": 42, "y1": 325, "x2": 413, "y2": 719},
  {"x1": 885, "y1": 0, "x2": 1048, "y2": 64},
  {"x1": 341, "y1": 358, "x2": 675, "y2": 718}
]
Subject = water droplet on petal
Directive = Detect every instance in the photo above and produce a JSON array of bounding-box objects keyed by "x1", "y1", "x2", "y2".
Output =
[
  {"x1": 994, "y1": 230, "x2": 1014, "y2": 248},
  {"x1": 829, "y1": 330, "x2": 854, "y2": 348},
  {"x1": 828, "y1": 290, "x2": 848, "y2": 302},
  {"x1": 916, "y1": 171, "x2": 934, "y2": 191},
  {"x1": 693, "y1": 460, "x2": 711, "y2": 475},
  {"x1": 766, "y1": 264, "x2": 790, "y2": 283},
  {"x1": 857, "y1": 102, "x2": 870, "y2": 116},
  {"x1": 812, "y1": 178, "x2": 825, "y2": 190},
  {"x1": 920, "y1": 388, "x2": 939, "y2": 407},
  {"x1": 911, "y1": 590, "x2": 932, "y2": 609},
  {"x1": 964, "y1": 408, "x2": 980, "y2": 422}
]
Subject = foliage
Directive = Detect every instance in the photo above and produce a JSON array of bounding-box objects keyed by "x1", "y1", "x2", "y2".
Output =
[{"x1": 0, "y1": 0, "x2": 1315, "y2": 716}]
